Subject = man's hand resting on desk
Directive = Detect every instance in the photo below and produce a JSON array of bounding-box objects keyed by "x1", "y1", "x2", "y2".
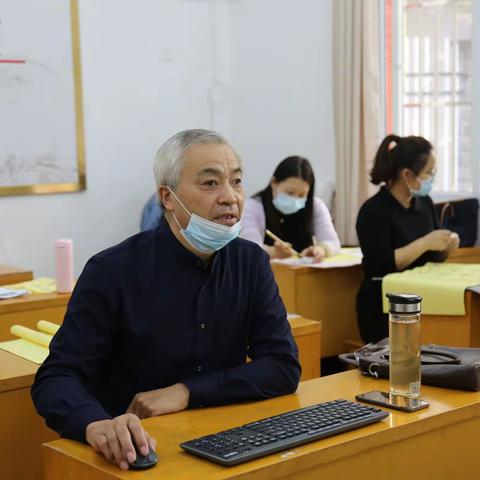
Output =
[
  {"x1": 85, "y1": 413, "x2": 157, "y2": 470},
  {"x1": 126, "y1": 382, "x2": 190, "y2": 419}
]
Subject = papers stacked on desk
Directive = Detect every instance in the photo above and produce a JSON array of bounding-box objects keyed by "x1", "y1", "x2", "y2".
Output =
[
  {"x1": 0, "y1": 320, "x2": 60, "y2": 364},
  {"x1": 0, "y1": 287, "x2": 28, "y2": 299},
  {"x1": 1, "y1": 277, "x2": 56, "y2": 294},
  {"x1": 271, "y1": 247, "x2": 362, "y2": 269}
]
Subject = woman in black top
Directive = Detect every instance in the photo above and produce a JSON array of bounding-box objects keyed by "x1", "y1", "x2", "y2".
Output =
[{"x1": 356, "y1": 134, "x2": 459, "y2": 343}]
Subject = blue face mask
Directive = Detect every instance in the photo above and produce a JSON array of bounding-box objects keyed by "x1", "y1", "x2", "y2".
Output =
[
  {"x1": 410, "y1": 175, "x2": 434, "y2": 197},
  {"x1": 272, "y1": 192, "x2": 307, "y2": 215},
  {"x1": 168, "y1": 187, "x2": 241, "y2": 253}
]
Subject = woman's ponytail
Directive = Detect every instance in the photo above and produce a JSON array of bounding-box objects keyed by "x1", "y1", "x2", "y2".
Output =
[{"x1": 370, "y1": 134, "x2": 401, "y2": 185}]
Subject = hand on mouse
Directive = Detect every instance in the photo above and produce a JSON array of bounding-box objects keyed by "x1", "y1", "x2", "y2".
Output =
[
  {"x1": 85, "y1": 413, "x2": 157, "y2": 470},
  {"x1": 126, "y1": 382, "x2": 190, "y2": 419}
]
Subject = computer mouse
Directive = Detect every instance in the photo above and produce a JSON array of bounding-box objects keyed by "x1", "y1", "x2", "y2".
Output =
[{"x1": 129, "y1": 442, "x2": 159, "y2": 470}]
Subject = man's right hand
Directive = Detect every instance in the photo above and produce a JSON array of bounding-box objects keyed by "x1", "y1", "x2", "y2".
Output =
[{"x1": 85, "y1": 413, "x2": 157, "y2": 470}]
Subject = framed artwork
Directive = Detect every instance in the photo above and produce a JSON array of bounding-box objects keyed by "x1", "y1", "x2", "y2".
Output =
[{"x1": 0, "y1": 0, "x2": 86, "y2": 196}]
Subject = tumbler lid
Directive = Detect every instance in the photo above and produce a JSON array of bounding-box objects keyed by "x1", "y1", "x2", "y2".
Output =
[{"x1": 386, "y1": 293, "x2": 422, "y2": 314}]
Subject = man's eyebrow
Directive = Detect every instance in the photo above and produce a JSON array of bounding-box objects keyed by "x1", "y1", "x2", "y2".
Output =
[
  {"x1": 197, "y1": 166, "x2": 243, "y2": 177},
  {"x1": 197, "y1": 167, "x2": 223, "y2": 177}
]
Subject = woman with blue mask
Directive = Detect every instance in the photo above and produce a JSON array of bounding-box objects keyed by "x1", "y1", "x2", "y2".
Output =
[
  {"x1": 356, "y1": 134, "x2": 460, "y2": 344},
  {"x1": 241, "y1": 156, "x2": 340, "y2": 262}
]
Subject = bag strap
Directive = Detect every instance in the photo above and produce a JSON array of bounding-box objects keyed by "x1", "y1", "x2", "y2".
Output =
[
  {"x1": 382, "y1": 348, "x2": 460, "y2": 365},
  {"x1": 337, "y1": 352, "x2": 358, "y2": 366},
  {"x1": 439, "y1": 202, "x2": 452, "y2": 228},
  {"x1": 420, "y1": 347, "x2": 461, "y2": 365}
]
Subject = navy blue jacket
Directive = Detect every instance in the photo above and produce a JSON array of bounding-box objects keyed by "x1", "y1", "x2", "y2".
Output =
[{"x1": 32, "y1": 220, "x2": 301, "y2": 441}]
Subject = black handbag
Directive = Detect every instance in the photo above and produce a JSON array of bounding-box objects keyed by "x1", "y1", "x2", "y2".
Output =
[
  {"x1": 338, "y1": 338, "x2": 480, "y2": 391},
  {"x1": 434, "y1": 198, "x2": 479, "y2": 247}
]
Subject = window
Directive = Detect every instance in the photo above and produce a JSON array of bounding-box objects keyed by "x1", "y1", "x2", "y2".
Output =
[{"x1": 390, "y1": 0, "x2": 473, "y2": 194}]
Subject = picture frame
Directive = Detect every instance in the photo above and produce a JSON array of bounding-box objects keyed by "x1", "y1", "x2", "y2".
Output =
[{"x1": 0, "y1": 0, "x2": 86, "y2": 196}]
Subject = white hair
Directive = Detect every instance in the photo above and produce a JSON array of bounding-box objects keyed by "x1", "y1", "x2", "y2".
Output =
[{"x1": 153, "y1": 129, "x2": 242, "y2": 190}]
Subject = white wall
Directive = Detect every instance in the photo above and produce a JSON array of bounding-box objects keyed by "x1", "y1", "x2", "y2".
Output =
[
  {"x1": 0, "y1": 0, "x2": 335, "y2": 278},
  {"x1": 229, "y1": 0, "x2": 335, "y2": 200}
]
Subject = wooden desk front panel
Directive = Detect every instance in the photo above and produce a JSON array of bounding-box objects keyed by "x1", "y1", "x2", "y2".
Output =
[
  {"x1": 0, "y1": 293, "x2": 70, "y2": 340},
  {"x1": 0, "y1": 263, "x2": 33, "y2": 286},
  {"x1": 0, "y1": 350, "x2": 58, "y2": 480},
  {"x1": 421, "y1": 291, "x2": 480, "y2": 347},
  {"x1": 446, "y1": 246, "x2": 480, "y2": 264},
  {"x1": 272, "y1": 264, "x2": 362, "y2": 357},
  {"x1": 289, "y1": 317, "x2": 321, "y2": 380},
  {"x1": 42, "y1": 370, "x2": 480, "y2": 480}
]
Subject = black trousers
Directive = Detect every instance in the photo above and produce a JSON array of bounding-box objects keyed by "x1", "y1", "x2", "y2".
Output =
[{"x1": 356, "y1": 280, "x2": 389, "y2": 344}]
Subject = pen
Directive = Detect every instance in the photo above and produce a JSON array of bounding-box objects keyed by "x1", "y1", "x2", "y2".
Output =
[{"x1": 265, "y1": 229, "x2": 302, "y2": 258}]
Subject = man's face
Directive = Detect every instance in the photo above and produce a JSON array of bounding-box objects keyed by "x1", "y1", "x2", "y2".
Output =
[{"x1": 162, "y1": 142, "x2": 244, "y2": 230}]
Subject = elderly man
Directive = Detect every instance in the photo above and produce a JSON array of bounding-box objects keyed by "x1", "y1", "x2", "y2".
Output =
[{"x1": 32, "y1": 129, "x2": 301, "y2": 470}]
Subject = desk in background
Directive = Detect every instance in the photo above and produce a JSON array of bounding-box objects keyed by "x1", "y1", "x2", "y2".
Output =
[
  {"x1": 0, "y1": 263, "x2": 33, "y2": 286},
  {"x1": 392, "y1": 248, "x2": 480, "y2": 348},
  {"x1": 272, "y1": 263, "x2": 362, "y2": 357},
  {"x1": 446, "y1": 246, "x2": 480, "y2": 264},
  {"x1": 0, "y1": 295, "x2": 320, "y2": 379},
  {"x1": 0, "y1": 349, "x2": 57, "y2": 480},
  {"x1": 0, "y1": 317, "x2": 319, "y2": 480},
  {"x1": 43, "y1": 369, "x2": 480, "y2": 480},
  {"x1": 287, "y1": 317, "x2": 321, "y2": 380},
  {"x1": 421, "y1": 290, "x2": 480, "y2": 347},
  {"x1": 0, "y1": 292, "x2": 71, "y2": 340}
]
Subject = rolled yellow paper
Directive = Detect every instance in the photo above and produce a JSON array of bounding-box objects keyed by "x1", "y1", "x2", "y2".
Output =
[
  {"x1": 10, "y1": 325, "x2": 53, "y2": 347},
  {"x1": 37, "y1": 320, "x2": 60, "y2": 335}
]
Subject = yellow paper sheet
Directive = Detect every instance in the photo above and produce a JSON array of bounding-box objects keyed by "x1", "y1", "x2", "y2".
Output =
[
  {"x1": 10, "y1": 325, "x2": 53, "y2": 347},
  {"x1": 271, "y1": 248, "x2": 362, "y2": 268},
  {"x1": 37, "y1": 320, "x2": 60, "y2": 335},
  {"x1": 1, "y1": 277, "x2": 56, "y2": 294},
  {"x1": 382, "y1": 262, "x2": 480, "y2": 316},
  {"x1": 0, "y1": 339, "x2": 49, "y2": 364}
]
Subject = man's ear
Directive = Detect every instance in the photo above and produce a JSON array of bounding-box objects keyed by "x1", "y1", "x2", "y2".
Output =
[{"x1": 158, "y1": 186, "x2": 174, "y2": 212}]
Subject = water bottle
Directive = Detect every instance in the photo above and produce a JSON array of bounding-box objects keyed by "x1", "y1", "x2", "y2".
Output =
[
  {"x1": 55, "y1": 239, "x2": 74, "y2": 293},
  {"x1": 387, "y1": 293, "x2": 422, "y2": 398}
]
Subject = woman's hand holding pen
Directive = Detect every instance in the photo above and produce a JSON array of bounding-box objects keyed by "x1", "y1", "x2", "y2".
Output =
[
  {"x1": 301, "y1": 245, "x2": 326, "y2": 263},
  {"x1": 273, "y1": 240, "x2": 297, "y2": 259}
]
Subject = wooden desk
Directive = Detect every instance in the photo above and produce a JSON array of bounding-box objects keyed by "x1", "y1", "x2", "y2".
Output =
[
  {"x1": 446, "y1": 246, "x2": 480, "y2": 264},
  {"x1": 421, "y1": 290, "x2": 480, "y2": 347},
  {"x1": 272, "y1": 263, "x2": 362, "y2": 356},
  {"x1": 43, "y1": 369, "x2": 480, "y2": 480},
  {"x1": 0, "y1": 292, "x2": 70, "y2": 340},
  {"x1": 288, "y1": 317, "x2": 321, "y2": 380},
  {"x1": 0, "y1": 293, "x2": 319, "y2": 379},
  {"x1": 0, "y1": 349, "x2": 58, "y2": 480},
  {"x1": 0, "y1": 263, "x2": 33, "y2": 286},
  {"x1": 0, "y1": 315, "x2": 317, "y2": 479}
]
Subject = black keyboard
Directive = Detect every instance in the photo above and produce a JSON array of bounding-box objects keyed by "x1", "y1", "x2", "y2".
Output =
[{"x1": 180, "y1": 399, "x2": 389, "y2": 466}]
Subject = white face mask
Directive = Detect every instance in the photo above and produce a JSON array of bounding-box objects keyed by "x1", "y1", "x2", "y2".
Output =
[
  {"x1": 168, "y1": 187, "x2": 241, "y2": 253},
  {"x1": 272, "y1": 191, "x2": 307, "y2": 215}
]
